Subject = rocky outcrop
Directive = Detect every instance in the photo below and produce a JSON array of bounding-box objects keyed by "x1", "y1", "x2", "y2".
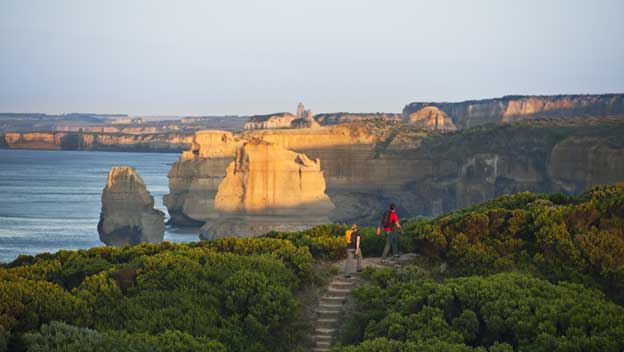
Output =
[
  {"x1": 244, "y1": 113, "x2": 298, "y2": 130},
  {"x1": 403, "y1": 94, "x2": 624, "y2": 129},
  {"x1": 404, "y1": 106, "x2": 457, "y2": 131},
  {"x1": 200, "y1": 139, "x2": 334, "y2": 239},
  {"x1": 0, "y1": 132, "x2": 193, "y2": 152},
  {"x1": 97, "y1": 167, "x2": 165, "y2": 245}
]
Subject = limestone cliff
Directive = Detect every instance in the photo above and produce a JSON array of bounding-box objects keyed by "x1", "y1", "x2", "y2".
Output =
[
  {"x1": 163, "y1": 130, "x2": 244, "y2": 225},
  {"x1": 200, "y1": 140, "x2": 334, "y2": 239},
  {"x1": 0, "y1": 131, "x2": 193, "y2": 152},
  {"x1": 403, "y1": 94, "x2": 624, "y2": 129},
  {"x1": 97, "y1": 167, "x2": 165, "y2": 245},
  {"x1": 166, "y1": 118, "x2": 624, "y2": 226}
]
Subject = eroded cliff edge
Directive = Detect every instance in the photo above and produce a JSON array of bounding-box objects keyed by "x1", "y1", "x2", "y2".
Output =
[
  {"x1": 403, "y1": 94, "x2": 624, "y2": 129},
  {"x1": 165, "y1": 117, "x2": 624, "y2": 227}
]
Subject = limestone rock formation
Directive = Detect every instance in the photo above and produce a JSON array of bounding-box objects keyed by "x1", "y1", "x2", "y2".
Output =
[
  {"x1": 243, "y1": 113, "x2": 298, "y2": 130},
  {"x1": 199, "y1": 139, "x2": 334, "y2": 239},
  {"x1": 403, "y1": 94, "x2": 624, "y2": 129},
  {"x1": 404, "y1": 106, "x2": 457, "y2": 131},
  {"x1": 167, "y1": 118, "x2": 624, "y2": 227},
  {"x1": 98, "y1": 167, "x2": 164, "y2": 245},
  {"x1": 164, "y1": 130, "x2": 243, "y2": 225}
]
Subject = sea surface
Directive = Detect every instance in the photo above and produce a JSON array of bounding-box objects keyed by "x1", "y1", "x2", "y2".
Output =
[{"x1": 0, "y1": 149, "x2": 200, "y2": 263}]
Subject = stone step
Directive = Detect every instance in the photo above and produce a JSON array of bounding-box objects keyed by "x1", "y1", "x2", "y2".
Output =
[
  {"x1": 315, "y1": 318, "x2": 338, "y2": 328},
  {"x1": 315, "y1": 340, "x2": 332, "y2": 348},
  {"x1": 331, "y1": 279, "x2": 354, "y2": 285},
  {"x1": 320, "y1": 296, "x2": 345, "y2": 304},
  {"x1": 311, "y1": 348, "x2": 330, "y2": 352},
  {"x1": 312, "y1": 334, "x2": 333, "y2": 341},
  {"x1": 316, "y1": 309, "x2": 341, "y2": 318},
  {"x1": 328, "y1": 287, "x2": 351, "y2": 294},
  {"x1": 318, "y1": 303, "x2": 343, "y2": 310},
  {"x1": 315, "y1": 327, "x2": 336, "y2": 335}
]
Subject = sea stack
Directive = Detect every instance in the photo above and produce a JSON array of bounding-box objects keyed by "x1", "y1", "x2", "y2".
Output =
[
  {"x1": 200, "y1": 139, "x2": 335, "y2": 239},
  {"x1": 98, "y1": 166, "x2": 165, "y2": 245}
]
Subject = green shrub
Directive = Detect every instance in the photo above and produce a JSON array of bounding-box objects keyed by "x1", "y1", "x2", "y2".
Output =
[
  {"x1": 338, "y1": 271, "x2": 624, "y2": 351},
  {"x1": 23, "y1": 321, "x2": 226, "y2": 352},
  {"x1": 2, "y1": 237, "x2": 313, "y2": 352},
  {"x1": 403, "y1": 183, "x2": 624, "y2": 301}
]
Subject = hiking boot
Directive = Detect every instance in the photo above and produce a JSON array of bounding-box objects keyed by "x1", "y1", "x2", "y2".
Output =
[
  {"x1": 380, "y1": 259, "x2": 387, "y2": 264},
  {"x1": 356, "y1": 268, "x2": 363, "y2": 272},
  {"x1": 344, "y1": 275, "x2": 352, "y2": 279}
]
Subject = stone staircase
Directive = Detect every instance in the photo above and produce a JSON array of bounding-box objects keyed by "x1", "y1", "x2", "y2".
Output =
[{"x1": 310, "y1": 274, "x2": 359, "y2": 352}]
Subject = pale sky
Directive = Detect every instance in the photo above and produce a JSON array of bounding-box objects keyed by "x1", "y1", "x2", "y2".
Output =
[{"x1": 1, "y1": 0, "x2": 623, "y2": 115}]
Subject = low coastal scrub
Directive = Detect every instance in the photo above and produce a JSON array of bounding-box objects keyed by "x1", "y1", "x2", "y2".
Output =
[
  {"x1": 0, "y1": 238, "x2": 311, "y2": 352},
  {"x1": 338, "y1": 269, "x2": 624, "y2": 352},
  {"x1": 264, "y1": 223, "x2": 411, "y2": 259},
  {"x1": 403, "y1": 183, "x2": 624, "y2": 302}
]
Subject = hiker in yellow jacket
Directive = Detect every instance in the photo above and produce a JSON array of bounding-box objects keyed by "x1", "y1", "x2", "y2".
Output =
[{"x1": 344, "y1": 224, "x2": 363, "y2": 278}]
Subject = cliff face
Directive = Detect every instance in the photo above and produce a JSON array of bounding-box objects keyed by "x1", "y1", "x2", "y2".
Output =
[
  {"x1": 200, "y1": 140, "x2": 334, "y2": 239},
  {"x1": 163, "y1": 131, "x2": 244, "y2": 225},
  {"x1": 403, "y1": 94, "x2": 624, "y2": 129},
  {"x1": 1, "y1": 131, "x2": 193, "y2": 152},
  {"x1": 97, "y1": 167, "x2": 165, "y2": 245},
  {"x1": 166, "y1": 118, "x2": 624, "y2": 227}
]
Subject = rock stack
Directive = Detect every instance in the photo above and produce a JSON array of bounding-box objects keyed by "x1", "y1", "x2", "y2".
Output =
[
  {"x1": 200, "y1": 139, "x2": 335, "y2": 239},
  {"x1": 98, "y1": 166, "x2": 165, "y2": 245}
]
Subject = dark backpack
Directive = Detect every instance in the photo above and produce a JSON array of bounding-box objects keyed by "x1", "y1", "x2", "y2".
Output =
[{"x1": 381, "y1": 211, "x2": 392, "y2": 228}]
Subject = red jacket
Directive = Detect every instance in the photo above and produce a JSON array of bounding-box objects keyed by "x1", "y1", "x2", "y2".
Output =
[{"x1": 383, "y1": 211, "x2": 399, "y2": 232}]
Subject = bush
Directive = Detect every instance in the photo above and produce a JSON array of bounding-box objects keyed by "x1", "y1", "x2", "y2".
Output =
[
  {"x1": 2, "y1": 237, "x2": 313, "y2": 352},
  {"x1": 338, "y1": 271, "x2": 624, "y2": 351},
  {"x1": 403, "y1": 183, "x2": 624, "y2": 301},
  {"x1": 23, "y1": 321, "x2": 226, "y2": 352}
]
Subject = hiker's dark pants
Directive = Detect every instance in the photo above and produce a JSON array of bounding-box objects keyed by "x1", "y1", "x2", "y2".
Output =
[
  {"x1": 382, "y1": 229, "x2": 398, "y2": 258},
  {"x1": 344, "y1": 248, "x2": 363, "y2": 276}
]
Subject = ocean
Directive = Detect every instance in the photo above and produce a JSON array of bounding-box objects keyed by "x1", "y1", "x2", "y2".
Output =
[{"x1": 0, "y1": 149, "x2": 199, "y2": 263}]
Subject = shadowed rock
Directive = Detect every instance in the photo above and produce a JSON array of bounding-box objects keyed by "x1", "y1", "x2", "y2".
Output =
[{"x1": 98, "y1": 166, "x2": 164, "y2": 245}]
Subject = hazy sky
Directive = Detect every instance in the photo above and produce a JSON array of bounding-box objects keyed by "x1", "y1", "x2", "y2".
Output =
[{"x1": 1, "y1": 0, "x2": 623, "y2": 115}]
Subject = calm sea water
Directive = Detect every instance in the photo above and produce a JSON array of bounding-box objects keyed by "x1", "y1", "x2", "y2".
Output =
[{"x1": 0, "y1": 149, "x2": 199, "y2": 263}]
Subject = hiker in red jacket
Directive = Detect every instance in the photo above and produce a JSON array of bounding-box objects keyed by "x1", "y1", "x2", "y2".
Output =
[{"x1": 377, "y1": 203, "x2": 401, "y2": 262}]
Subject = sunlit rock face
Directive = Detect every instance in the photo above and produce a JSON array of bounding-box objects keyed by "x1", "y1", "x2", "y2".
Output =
[
  {"x1": 404, "y1": 106, "x2": 457, "y2": 131},
  {"x1": 97, "y1": 167, "x2": 164, "y2": 245},
  {"x1": 243, "y1": 113, "x2": 298, "y2": 130},
  {"x1": 199, "y1": 139, "x2": 334, "y2": 239}
]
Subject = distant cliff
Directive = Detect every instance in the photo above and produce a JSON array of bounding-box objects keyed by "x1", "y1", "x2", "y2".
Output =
[
  {"x1": 0, "y1": 131, "x2": 193, "y2": 152},
  {"x1": 314, "y1": 112, "x2": 401, "y2": 125},
  {"x1": 403, "y1": 94, "x2": 624, "y2": 129}
]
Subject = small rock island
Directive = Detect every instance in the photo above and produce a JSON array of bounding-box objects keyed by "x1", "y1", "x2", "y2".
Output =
[{"x1": 97, "y1": 166, "x2": 165, "y2": 245}]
